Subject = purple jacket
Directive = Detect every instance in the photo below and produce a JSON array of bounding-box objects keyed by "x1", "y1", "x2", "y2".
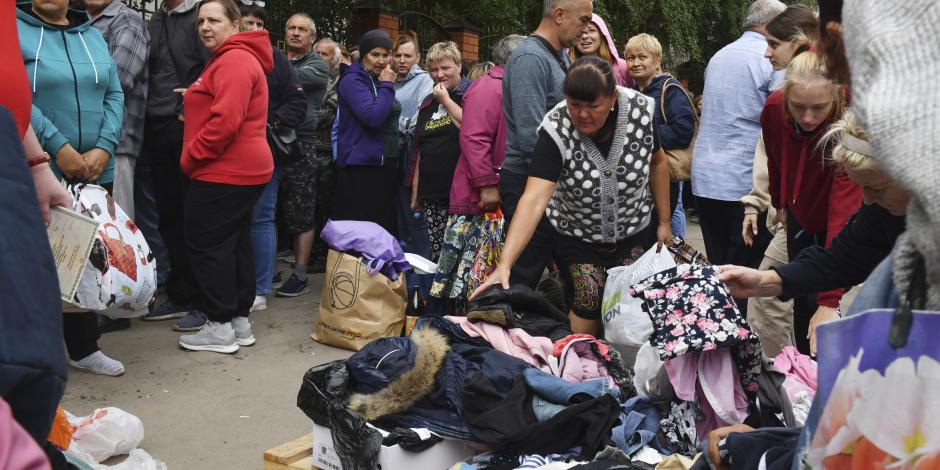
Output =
[
  {"x1": 450, "y1": 66, "x2": 507, "y2": 215},
  {"x1": 334, "y1": 62, "x2": 396, "y2": 167}
]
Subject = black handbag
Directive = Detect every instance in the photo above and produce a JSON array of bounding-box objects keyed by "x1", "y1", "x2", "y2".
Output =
[{"x1": 267, "y1": 122, "x2": 304, "y2": 163}]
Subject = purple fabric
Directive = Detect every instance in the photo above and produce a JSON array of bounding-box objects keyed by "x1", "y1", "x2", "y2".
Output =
[
  {"x1": 334, "y1": 62, "x2": 397, "y2": 167},
  {"x1": 665, "y1": 349, "x2": 750, "y2": 441},
  {"x1": 320, "y1": 219, "x2": 411, "y2": 280}
]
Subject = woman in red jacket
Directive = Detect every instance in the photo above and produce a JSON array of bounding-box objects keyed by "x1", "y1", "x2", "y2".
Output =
[
  {"x1": 761, "y1": 51, "x2": 861, "y2": 356},
  {"x1": 178, "y1": 0, "x2": 273, "y2": 354}
]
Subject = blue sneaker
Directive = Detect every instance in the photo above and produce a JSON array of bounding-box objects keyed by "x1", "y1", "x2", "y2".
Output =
[
  {"x1": 173, "y1": 310, "x2": 208, "y2": 332},
  {"x1": 276, "y1": 274, "x2": 310, "y2": 297},
  {"x1": 142, "y1": 300, "x2": 191, "y2": 321}
]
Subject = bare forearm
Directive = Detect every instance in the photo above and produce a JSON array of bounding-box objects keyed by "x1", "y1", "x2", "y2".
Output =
[
  {"x1": 497, "y1": 182, "x2": 553, "y2": 270},
  {"x1": 650, "y1": 150, "x2": 671, "y2": 226}
]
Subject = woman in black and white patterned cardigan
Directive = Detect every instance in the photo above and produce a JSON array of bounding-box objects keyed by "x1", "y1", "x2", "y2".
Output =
[{"x1": 472, "y1": 56, "x2": 672, "y2": 336}]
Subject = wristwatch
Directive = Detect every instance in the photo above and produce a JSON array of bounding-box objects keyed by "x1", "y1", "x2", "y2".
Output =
[{"x1": 28, "y1": 152, "x2": 52, "y2": 168}]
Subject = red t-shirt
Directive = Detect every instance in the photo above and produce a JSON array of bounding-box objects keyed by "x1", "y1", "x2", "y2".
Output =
[{"x1": 1, "y1": 0, "x2": 32, "y2": 138}]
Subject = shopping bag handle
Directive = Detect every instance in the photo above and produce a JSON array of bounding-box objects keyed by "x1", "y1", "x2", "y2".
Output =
[{"x1": 890, "y1": 251, "x2": 925, "y2": 349}]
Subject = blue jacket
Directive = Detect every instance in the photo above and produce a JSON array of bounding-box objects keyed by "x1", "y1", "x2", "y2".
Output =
[
  {"x1": 16, "y1": 4, "x2": 124, "y2": 183},
  {"x1": 333, "y1": 62, "x2": 397, "y2": 167},
  {"x1": 0, "y1": 107, "x2": 66, "y2": 444},
  {"x1": 346, "y1": 315, "x2": 532, "y2": 439},
  {"x1": 636, "y1": 74, "x2": 696, "y2": 151}
]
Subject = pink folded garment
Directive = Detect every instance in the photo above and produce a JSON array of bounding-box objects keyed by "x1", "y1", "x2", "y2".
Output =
[
  {"x1": 0, "y1": 398, "x2": 50, "y2": 470},
  {"x1": 665, "y1": 349, "x2": 750, "y2": 440},
  {"x1": 445, "y1": 316, "x2": 556, "y2": 373},
  {"x1": 773, "y1": 345, "x2": 817, "y2": 390}
]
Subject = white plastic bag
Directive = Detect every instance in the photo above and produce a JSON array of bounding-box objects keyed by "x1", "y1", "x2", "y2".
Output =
[
  {"x1": 68, "y1": 407, "x2": 145, "y2": 463},
  {"x1": 633, "y1": 342, "x2": 665, "y2": 397},
  {"x1": 602, "y1": 245, "x2": 676, "y2": 348},
  {"x1": 70, "y1": 184, "x2": 157, "y2": 317}
]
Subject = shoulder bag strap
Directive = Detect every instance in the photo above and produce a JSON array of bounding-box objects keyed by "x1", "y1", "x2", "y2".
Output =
[{"x1": 659, "y1": 80, "x2": 697, "y2": 125}]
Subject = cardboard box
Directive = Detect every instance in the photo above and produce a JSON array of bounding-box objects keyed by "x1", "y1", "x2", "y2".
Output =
[{"x1": 312, "y1": 423, "x2": 476, "y2": 470}]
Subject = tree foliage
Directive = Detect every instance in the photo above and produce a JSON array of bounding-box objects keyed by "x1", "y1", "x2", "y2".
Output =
[{"x1": 262, "y1": 0, "x2": 814, "y2": 93}]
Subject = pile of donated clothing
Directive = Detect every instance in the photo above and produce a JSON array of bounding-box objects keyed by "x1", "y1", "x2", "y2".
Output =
[{"x1": 297, "y1": 240, "x2": 819, "y2": 470}]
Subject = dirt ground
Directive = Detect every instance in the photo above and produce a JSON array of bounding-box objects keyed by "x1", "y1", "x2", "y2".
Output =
[{"x1": 60, "y1": 223, "x2": 854, "y2": 469}]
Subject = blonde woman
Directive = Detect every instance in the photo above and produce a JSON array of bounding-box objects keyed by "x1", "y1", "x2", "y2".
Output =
[
  {"x1": 721, "y1": 110, "x2": 908, "y2": 355},
  {"x1": 409, "y1": 41, "x2": 472, "y2": 260}
]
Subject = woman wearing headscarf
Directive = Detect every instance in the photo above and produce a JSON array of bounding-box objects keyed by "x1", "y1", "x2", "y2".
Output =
[
  {"x1": 176, "y1": 0, "x2": 273, "y2": 353},
  {"x1": 332, "y1": 28, "x2": 401, "y2": 237},
  {"x1": 472, "y1": 56, "x2": 672, "y2": 336}
]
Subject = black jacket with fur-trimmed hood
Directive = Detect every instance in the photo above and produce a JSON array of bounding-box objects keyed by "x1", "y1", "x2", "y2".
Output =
[{"x1": 346, "y1": 315, "x2": 532, "y2": 440}]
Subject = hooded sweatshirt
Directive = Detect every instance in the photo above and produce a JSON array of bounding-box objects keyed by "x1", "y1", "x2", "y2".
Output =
[
  {"x1": 395, "y1": 64, "x2": 434, "y2": 134},
  {"x1": 180, "y1": 30, "x2": 273, "y2": 185},
  {"x1": 572, "y1": 14, "x2": 632, "y2": 87},
  {"x1": 333, "y1": 61, "x2": 398, "y2": 167},
  {"x1": 761, "y1": 90, "x2": 862, "y2": 308},
  {"x1": 146, "y1": 0, "x2": 209, "y2": 118},
  {"x1": 16, "y1": 3, "x2": 124, "y2": 184}
]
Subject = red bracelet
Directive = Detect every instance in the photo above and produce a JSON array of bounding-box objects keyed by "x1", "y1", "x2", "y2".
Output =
[{"x1": 28, "y1": 153, "x2": 51, "y2": 168}]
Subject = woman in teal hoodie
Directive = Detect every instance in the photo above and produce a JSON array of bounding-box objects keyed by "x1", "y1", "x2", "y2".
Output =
[
  {"x1": 17, "y1": 0, "x2": 126, "y2": 377},
  {"x1": 16, "y1": 0, "x2": 124, "y2": 185}
]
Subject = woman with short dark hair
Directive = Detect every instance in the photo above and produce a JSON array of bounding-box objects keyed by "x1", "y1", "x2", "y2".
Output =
[{"x1": 472, "y1": 56, "x2": 672, "y2": 335}]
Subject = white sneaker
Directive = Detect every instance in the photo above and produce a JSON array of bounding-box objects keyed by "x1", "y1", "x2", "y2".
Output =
[
  {"x1": 179, "y1": 321, "x2": 239, "y2": 354},
  {"x1": 250, "y1": 295, "x2": 267, "y2": 312},
  {"x1": 232, "y1": 316, "x2": 256, "y2": 346},
  {"x1": 67, "y1": 351, "x2": 125, "y2": 376}
]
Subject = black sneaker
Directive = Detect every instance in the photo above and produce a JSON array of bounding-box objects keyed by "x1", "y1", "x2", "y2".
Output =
[
  {"x1": 97, "y1": 314, "x2": 131, "y2": 333},
  {"x1": 276, "y1": 274, "x2": 310, "y2": 297}
]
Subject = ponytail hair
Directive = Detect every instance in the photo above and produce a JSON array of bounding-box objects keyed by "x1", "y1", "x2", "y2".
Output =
[{"x1": 783, "y1": 51, "x2": 846, "y2": 125}]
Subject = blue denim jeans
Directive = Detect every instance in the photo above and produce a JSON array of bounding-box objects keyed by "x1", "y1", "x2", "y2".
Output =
[
  {"x1": 250, "y1": 167, "x2": 282, "y2": 295},
  {"x1": 133, "y1": 148, "x2": 169, "y2": 285}
]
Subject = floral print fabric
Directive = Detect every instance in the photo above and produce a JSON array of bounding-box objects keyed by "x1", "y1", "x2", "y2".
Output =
[
  {"x1": 630, "y1": 264, "x2": 762, "y2": 396},
  {"x1": 431, "y1": 211, "x2": 503, "y2": 299}
]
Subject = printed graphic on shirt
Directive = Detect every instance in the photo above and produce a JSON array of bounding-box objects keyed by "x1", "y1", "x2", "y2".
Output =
[{"x1": 424, "y1": 104, "x2": 452, "y2": 131}]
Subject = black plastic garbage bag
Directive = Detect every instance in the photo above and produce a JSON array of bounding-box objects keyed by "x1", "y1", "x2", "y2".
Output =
[{"x1": 297, "y1": 361, "x2": 383, "y2": 470}]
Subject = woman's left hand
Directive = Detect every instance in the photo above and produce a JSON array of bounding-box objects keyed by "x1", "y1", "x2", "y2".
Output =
[
  {"x1": 656, "y1": 223, "x2": 672, "y2": 252},
  {"x1": 82, "y1": 148, "x2": 111, "y2": 181},
  {"x1": 432, "y1": 82, "x2": 449, "y2": 104}
]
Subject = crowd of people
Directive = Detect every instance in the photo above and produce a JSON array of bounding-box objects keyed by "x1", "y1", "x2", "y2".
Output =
[{"x1": 1, "y1": 0, "x2": 938, "y2": 466}]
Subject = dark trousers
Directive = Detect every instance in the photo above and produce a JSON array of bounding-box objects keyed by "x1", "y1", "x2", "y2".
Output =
[
  {"x1": 144, "y1": 116, "x2": 196, "y2": 305},
  {"x1": 695, "y1": 197, "x2": 770, "y2": 267},
  {"x1": 786, "y1": 216, "x2": 824, "y2": 355},
  {"x1": 500, "y1": 171, "x2": 555, "y2": 289},
  {"x1": 184, "y1": 181, "x2": 265, "y2": 323},
  {"x1": 63, "y1": 312, "x2": 100, "y2": 360},
  {"x1": 696, "y1": 197, "x2": 771, "y2": 312}
]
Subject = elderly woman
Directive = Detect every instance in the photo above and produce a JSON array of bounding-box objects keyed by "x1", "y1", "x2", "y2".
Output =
[
  {"x1": 568, "y1": 14, "x2": 632, "y2": 87},
  {"x1": 473, "y1": 56, "x2": 672, "y2": 335},
  {"x1": 626, "y1": 33, "x2": 696, "y2": 234},
  {"x1": 431, "y1": 34, "x2": 526, "y2": 300},
  {"x1": 333, "y1": 29, "x2": 401, "y2": 236},
  {"x1": 177, "y1": 0, "x2": 273, "y2": 353},
  {"x1": 409, "y1": 41, "x2": 471, "y2": 261}
]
